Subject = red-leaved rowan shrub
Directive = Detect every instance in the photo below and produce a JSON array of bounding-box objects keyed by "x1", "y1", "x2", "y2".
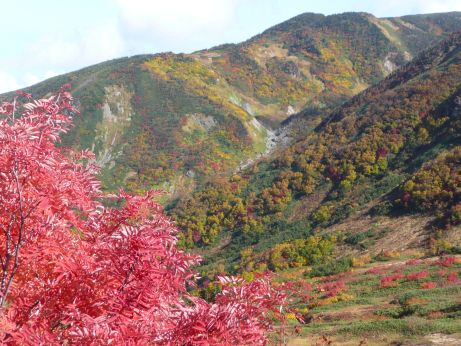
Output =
[
  {"x1": 433, "y1": 256, "x2": 456, "y2": 267},
  {"x1": 380, "y1": 273, "x2": 403, "y2": 288},
  {"x1": 0, "y1": 89, "x2": 289, "y2": 345},
  {"x1": 420, "y1": 281, "x2": 437, "y2": 289},
  {"x1": 446, "y1": 272, "x2": 459, "y2": 284},
  {"x1": 406, "y1": 270, "x2": 429, "y2": 282}
]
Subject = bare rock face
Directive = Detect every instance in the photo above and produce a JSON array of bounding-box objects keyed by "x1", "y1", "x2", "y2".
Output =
[
  {"x1": 94, "y1": 85, "x2": 133, "y2": 167},
  {"x1": 182, "y1": 113, "x2": 217, "y2": 133}
]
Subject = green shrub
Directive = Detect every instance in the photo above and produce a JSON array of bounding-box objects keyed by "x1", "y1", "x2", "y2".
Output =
[{"x1": 305, "y1": 257, "x2": 352, "y2": 278}]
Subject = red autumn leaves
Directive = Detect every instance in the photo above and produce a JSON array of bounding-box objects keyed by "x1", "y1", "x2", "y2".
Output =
[{"x1": 0, "y1": 89, "x2": 287, "y2": 345}]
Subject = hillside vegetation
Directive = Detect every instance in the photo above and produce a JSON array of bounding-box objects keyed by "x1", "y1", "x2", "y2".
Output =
[
  {"x1": 171, "y1": 31, "x2": 461, "y2": 276},
  {"x1": 2, "y1": 12, "x2": 460, "y2": 195},
  {"x1": 0, "y1": 10, "x2": 460, "y2": 345}
]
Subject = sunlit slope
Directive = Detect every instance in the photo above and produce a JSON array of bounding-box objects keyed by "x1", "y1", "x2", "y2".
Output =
[{"x1": 1, "y1": 12, "x2": 460, "y2": 194}]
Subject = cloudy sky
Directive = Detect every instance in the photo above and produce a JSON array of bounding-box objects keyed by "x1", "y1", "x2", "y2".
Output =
[{"x1": 0, "y1": 0, "x2": 460, "y2": 93}]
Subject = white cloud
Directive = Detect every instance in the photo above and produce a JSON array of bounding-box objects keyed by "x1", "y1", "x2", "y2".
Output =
[
  {"x1": 0, "y1": 71, "x2": 20, "y2": 94},
  {"x1": 23, "y1": 71, "x2": 59, "y2": 87},
  {"x1": 23, "y1": 73, "x2": 41, "y2": 87},
  {"x1": 364, "y1": 0, "x2": 461, "y2": 17},
  {"x1": 44, "y1": 70, "x2": 59, "y2": 79},
  {"x1": 118, "y1": 0, "x2": 238, "y2": 36},
  {"x1": 413, "y1": 0, "x2": 461, "y2": 13},
  {"x1": 26, "y1": 21, "x2": 125, "y2": 71},
  {"x1": 117, "y1": 0, "x2": 240, "y2": 52},
  {"x1": 0, "y1": 21, "x2": 126, "y2": 93},
  {"x1": 0, "y1": 69, "x2": 62, "y2": 93}
]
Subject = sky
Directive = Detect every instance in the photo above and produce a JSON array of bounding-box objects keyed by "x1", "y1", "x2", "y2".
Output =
[{"x1": 0, "y1": 0, "x2": 460, "y2": 93}]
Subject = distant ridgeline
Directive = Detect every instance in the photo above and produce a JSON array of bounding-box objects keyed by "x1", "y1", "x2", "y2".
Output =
[{"x1": 1, "y1": 11, "x2": 460, "y2": 197}]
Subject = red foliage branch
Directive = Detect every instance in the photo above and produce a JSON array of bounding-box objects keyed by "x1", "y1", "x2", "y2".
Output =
[{"x1": 0, "y1": 89, "x2": 288, "y2": 344}]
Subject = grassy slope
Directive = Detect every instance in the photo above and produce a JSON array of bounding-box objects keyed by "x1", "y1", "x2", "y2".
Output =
[{"x1": 280, "y1": 255, "x2": 461, "y2": 345}]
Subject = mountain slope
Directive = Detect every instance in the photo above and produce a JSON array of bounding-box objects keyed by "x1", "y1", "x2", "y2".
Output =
[
  {"x1": 172, "y1": 30, "x2": 461, "y2": 274},
  {"x1": 1, "y1": 12, "x2": 461, "y2": 195}
]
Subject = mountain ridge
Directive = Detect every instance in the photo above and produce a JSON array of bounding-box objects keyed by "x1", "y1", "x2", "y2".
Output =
[
  {"x1": 1, "y1": 11, "x2": 460, "y2": 344},
  {"x1": 1, "y1": 11, "x2": 460, "y2": 197}
]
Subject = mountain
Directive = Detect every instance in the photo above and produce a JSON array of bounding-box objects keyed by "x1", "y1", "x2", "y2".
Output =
[
  {"x1": 2, "y1": 12, "x2": 461, "y2": 195},
  {"x1": 171, "y1": 30, "x2": 461, "y2": 275},
  {"x1": 1, "y1": 11, "x2": 461, "y2": 343}
]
